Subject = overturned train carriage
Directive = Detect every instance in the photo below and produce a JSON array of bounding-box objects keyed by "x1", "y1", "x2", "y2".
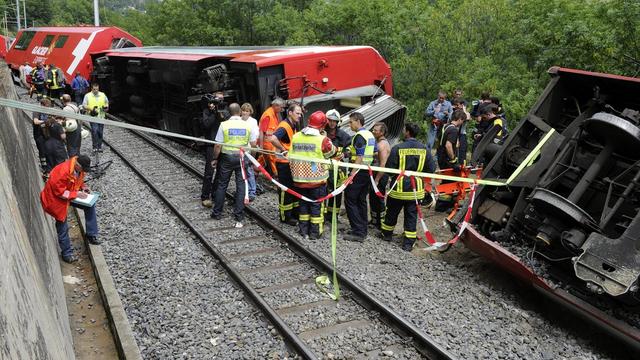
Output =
[
  {"x1": 458, "y1": 67, "x2": 640, "y2": 348},
  {"x1": 91, "y1": 46, "x2": 402, "y2": 139}
]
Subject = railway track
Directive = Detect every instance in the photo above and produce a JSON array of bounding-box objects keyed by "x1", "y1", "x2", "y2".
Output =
[{"x1": 103, "y1": 122, "x2": 454, "y2": 359}]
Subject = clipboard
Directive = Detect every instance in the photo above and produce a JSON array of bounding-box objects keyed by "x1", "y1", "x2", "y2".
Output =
[{"x1": 71, "y1": 192, "x2": 100, "y2": 208}]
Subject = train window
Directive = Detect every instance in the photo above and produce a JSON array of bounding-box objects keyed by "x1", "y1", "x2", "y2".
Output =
[
  {"x1": 54, "y1": 35, "x2": 68, "y2": 48},
  {"x1": 111, "y1": 38, "x2": 137, "y2": 49},
  {"x1": 13, "y1": 31, "x2": 35, "y2": 50},
  {"x1": 41, "y1": 35, "x2": 54, "y2": 47}
]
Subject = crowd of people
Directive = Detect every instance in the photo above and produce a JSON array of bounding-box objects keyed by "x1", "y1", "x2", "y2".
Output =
[
  {"x1": 200, "y1": 89, "x2": 508, "y2": 252},
  {"x1": 19, "y1": 61, "x2": 107, "y2": 264}
]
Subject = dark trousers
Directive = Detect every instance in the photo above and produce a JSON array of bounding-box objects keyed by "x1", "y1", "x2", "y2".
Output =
[
  {"x1": 90, "y1": 122, "x2": 104, "y2": 150},
  {"x1": 458, "y1": 132, "x2": 468, "y2": 165},
  {"x1": 34, "y1": 132, "x2": 46, "y2": 161},
  {"x1": 298, "y1": 186, "x2": 326, "y2": 237},
  {"x1": 74, "y1": 90, "x2": 85, "y2": 106},
  {"x1": 212, "y1": 154, "x2": 246, "y2": 222},
  {"x1": 381, "y1": 196, "x2": 418, "y2": 240},
  {"x1": 369, "y1": 173, "x2": 389, "y2": 226},
  {"x1": 345, "y1": 171, "x2": 370, "y2": 237},
  {"x1": 45, "y1": 139, "x2": 68, "y2": 172},
  {"x1": 276, "y1": 162, "x2": 298, "y2": 222},
  {"x1": 66, "y1": 129, "x2": 82, "y2": 158},
  {"x1": 325, "y1": 168, "x2": 345, "y2": 219},
  {"x1": 49, "y1": 87, "x2": 63, "y2": 100},
  {"x1": 56, "y1": 204, "x2": 98, "y2": 257},
  {"x1": 34, "y1": 83, "x2": 46, "y2": 98},
  {"x1": 201, "y1": 145, "x2": 215, "y2": 200}
]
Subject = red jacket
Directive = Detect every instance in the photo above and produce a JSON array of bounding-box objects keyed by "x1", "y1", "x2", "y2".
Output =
[{"x1": 40, "y1": 157, "x2": 85, "y2": 222}]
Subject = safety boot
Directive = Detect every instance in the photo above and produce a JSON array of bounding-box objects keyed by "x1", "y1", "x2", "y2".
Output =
[{"x1": 402, "y1": 237, "x2": 415, "y2": 252}]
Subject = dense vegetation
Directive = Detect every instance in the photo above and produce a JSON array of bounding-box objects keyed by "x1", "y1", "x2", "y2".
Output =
[{"x1": 7, "y1": 0, "x2": 640, "y2": 127}]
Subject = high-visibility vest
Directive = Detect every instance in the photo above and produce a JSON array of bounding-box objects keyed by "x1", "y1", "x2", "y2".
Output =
[
  {"x1": 48, "y1": 68, "x2": 63, "y2": 89},
  {"x1": 349, "y1": 129, "x2": 375, "y2": 165},
  {"x1": 289, "y1": 132, "x2": 328, "y2": 183},
  {"x1": 259, "y1": 107, "x2": 281, "y2": 151},
  {"x1": 389, "y1": 147, "x2": 428, "y2": 200},
  {"x1": 220, "y1": 119, "x2": 251, "y2": 154},
  {"x1": 85, "y1": 92, "x2": 108, "y2": 118},
  {"x1": 275, "y1": 120, "x2": 295, "y2": 163}
]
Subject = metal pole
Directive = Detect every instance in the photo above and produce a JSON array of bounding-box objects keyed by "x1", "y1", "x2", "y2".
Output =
[
  {"x1": 15, "y1": 0, "x2": 20, "y2": 30},
  {"x1": 93, "y1": 0, "x2": 99, "y2": 26},
  {"x1": 22, "y1": 0, "x2": 26, "y2": 28}
]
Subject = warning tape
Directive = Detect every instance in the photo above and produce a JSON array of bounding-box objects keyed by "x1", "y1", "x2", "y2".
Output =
[{"x1": 0, "y1": 98, "x2": 519, "y2": 186}]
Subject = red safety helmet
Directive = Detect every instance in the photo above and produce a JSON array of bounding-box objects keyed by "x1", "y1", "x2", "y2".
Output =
[{"x1": 308, "y1": 110, "x2": 328, "y2": 129}]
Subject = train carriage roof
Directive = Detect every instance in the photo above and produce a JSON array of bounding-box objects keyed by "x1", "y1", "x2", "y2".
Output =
[{"x1": 96, "y1": 45, "x2": 383, "y2": 67}]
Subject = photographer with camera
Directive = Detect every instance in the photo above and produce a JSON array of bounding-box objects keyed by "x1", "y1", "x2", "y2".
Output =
[
  {"x1": 81, "y1": 83, "x2": 109, "y2": 153},
  {"x1": 201, "y1": 91, "x2": 229, "y2": 207}
]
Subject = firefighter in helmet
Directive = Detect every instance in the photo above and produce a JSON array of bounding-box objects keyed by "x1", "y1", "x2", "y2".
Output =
[{"x1": 289, "y1": 111, "x2": 336, "y2": 239}]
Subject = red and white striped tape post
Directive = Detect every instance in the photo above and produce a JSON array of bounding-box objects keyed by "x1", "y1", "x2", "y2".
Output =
[{"x1": 409, "y1": 176, "x2": 437, "y2": 245}]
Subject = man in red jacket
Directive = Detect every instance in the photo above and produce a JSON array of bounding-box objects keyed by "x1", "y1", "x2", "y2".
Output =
[{"x1": 40, "y1": 155, "x2": 100, "y2": 263}]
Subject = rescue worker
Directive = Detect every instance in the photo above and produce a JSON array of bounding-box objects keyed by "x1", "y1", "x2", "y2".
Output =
[
  {"x1": 258, "y1": 98, "x2": 285, "y2": 177},
  {"x1": 82, "y1": 83, "x2": 109, "y2": 153},
  {"x1": 344, "y1": 112, "x2": 376, "y2": 242},
  {"x1": 451, "y1": 97, "x2": 471, "y2": 164},
  {"x1": 210, "y1": 103, "x2": 258, "y2": 227},
  {"x1": 473, "y1": 103, "x2": 505, "y2": 153},
  {"x1": 31, "y1": 61, "x2": 47, "y2": 99},
  {"x1": 62, "y1": 94, "x2": 82, "y2": 157},
  {"x1": 46, "y1": 63, "x2": 65, "y2": 100},
  {"x1": 369, "y1": 122, "x2": 391, "y2": 229},
  {"x1": 267, "y1": 103, "x2": 302, "y2": 225},
  {"x1": 40, "y1": 155, "x2": 101, "y2": 263},
  {"x1": 201, "y1": 93, "x2": 226, "y2": 207},
  {"x1": 437, "y1": 110, "x2": 465, "y2": 172},
  {"x1": 289, "y1": 111, "x2": 336, "y2": 239},
  {"x1": 380, "y1": 123, "x2": 434, "y2": 251},
  {"x1": 324, "y1": 109, "x2": 351, "y2": 221}
]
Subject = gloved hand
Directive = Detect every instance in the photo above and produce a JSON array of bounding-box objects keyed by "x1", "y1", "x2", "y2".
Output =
[{"x1": 452, "y1": 163, "x2": 461, "y2": 173}]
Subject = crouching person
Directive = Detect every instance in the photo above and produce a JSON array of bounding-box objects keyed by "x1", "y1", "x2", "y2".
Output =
[
  {"x1": 40, "y1": 155, "x2": 100, "y2": 263},
  {"x1": 289, "y1": 111, "x2": 336, "y2": 239}
]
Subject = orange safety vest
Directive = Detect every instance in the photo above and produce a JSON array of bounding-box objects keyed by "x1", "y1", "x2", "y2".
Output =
[
  {"x1": 259, "y1": 107, "x2": 282, "y2": 174},
  {"x1": 274, "y1": 120, "x2": 295, "y2": 163}
]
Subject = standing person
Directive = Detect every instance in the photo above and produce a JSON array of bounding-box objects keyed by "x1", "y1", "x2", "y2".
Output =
[
  {"x1": 289, "y1": 111, "x2": 336, "y2": 239},
  {"x1": 323, "y1": 109, "x2": 351, "y2": 221},
  {"x1": 241, "y1": 102, "x2": 260, "y2": 201},
  {"x1": 344, "y1": 112, "x2": 376, "y2": 242},
  {"x1": 424, "y1": 91, "x2": 452, "y2": 153},
  {"x1": 31, "y1": 61, "x2": 47, "y2": 99},
  {"x1": 71, "y1": 72, "x2": 90, "y2": 105},
  {"x1": 380, "y1": 123, "x2": 433, "y2": 251},
  {"x1": 437, "y1": 110, "x2": 465, "y2": 172},
  {"x1": 40, "y1": 155, "x2": 101, "y2": 263},
  {"x1": 20, "y1": 62, "x2": 33, "y2": 88},
  {"x1": 46, "y1": 63, "x2": 65, "y2": 100},
  {"x1": 258, "y1": 98, "x2": 285, "y2": 177},
  {"x1": 33, "y1": 97, "x2": 52, "y2": 172},
  {"x1": 267, "y1": 103, "x2": 302, "y2": 225},
  {"x1": 82, "y1": 83, "x2": 109, "y2": 153},
  {"x1": 451, "y1": 97, "x2": 471, "y2": 164},
  {"x1": 210, "y1": 104, "x2": 258, "y2": 228},
  {"x1": 44, "y1": 116, "x2": 69, "y2": 172},
  {"x1": 200, "y1": 93, "x2": 226, "y2": 207},
  {"x1": 61, "y1": 94, "x2": 82, "y2": 157},
  {"x1": 369, "y1": 122, "x2": 391, "y2": 229}
]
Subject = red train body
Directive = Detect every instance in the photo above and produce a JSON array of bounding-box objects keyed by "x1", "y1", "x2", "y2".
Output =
[
  {"x1": 5, "y1": 26, "x2": 141, "y2": 83},
  {"x1": 0, "y1": 35, "x2": 12, "y2": 58},
  {"x1": 91, "y1": 46, "x2": 394, "y2": 137}
]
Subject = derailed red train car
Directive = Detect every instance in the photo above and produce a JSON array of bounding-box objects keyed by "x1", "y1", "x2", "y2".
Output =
[
  {"x1": 90, "y1": 46, "x2": 400, "y2": 138},
  {"x1": 5, "y1": 26, "x2": 141, "y2": 83},
  {"x1": 0, "y1": 35, "x2": 13, "y2": 58},
  {"x1": 457, "y1": 67, "x2": 640, "y2": 350}
]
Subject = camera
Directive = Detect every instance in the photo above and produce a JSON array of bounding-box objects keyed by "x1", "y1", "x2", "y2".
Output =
[
  {"x1": 202, "y1": 93, "x2": 223, "y2": 106},
  {"x1": 90, "y1": 106, "x2": 100, "y2": 116}
]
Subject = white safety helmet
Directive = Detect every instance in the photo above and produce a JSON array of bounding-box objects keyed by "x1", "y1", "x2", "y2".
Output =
[
  {"x1": 81, "y1": 129, "x2": 90, "y2": 139},
  {"x1": 64, "y1": 119, "x2": 78, "y2": 133},
  {"x1": 325, "y1": 109, "x2": 340, "y2": 122}
]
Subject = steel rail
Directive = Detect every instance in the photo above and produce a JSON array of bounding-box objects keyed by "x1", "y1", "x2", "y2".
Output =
[
  {"x1": 101, "y1": 135, "x2": 319, "y2": 360},
  {"x1": 126, "y1": 127, "x2": 455, "y2": 360}
]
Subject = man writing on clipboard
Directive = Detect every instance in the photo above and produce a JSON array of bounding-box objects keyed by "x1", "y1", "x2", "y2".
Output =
[{"x1": 41, "y1": 155, "x2": 101, "y2": 263}]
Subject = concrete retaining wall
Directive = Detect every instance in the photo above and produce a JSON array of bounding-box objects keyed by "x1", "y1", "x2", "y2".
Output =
[{"x1": 0, "y1": 61, "x2": 75, "y2": 359}]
